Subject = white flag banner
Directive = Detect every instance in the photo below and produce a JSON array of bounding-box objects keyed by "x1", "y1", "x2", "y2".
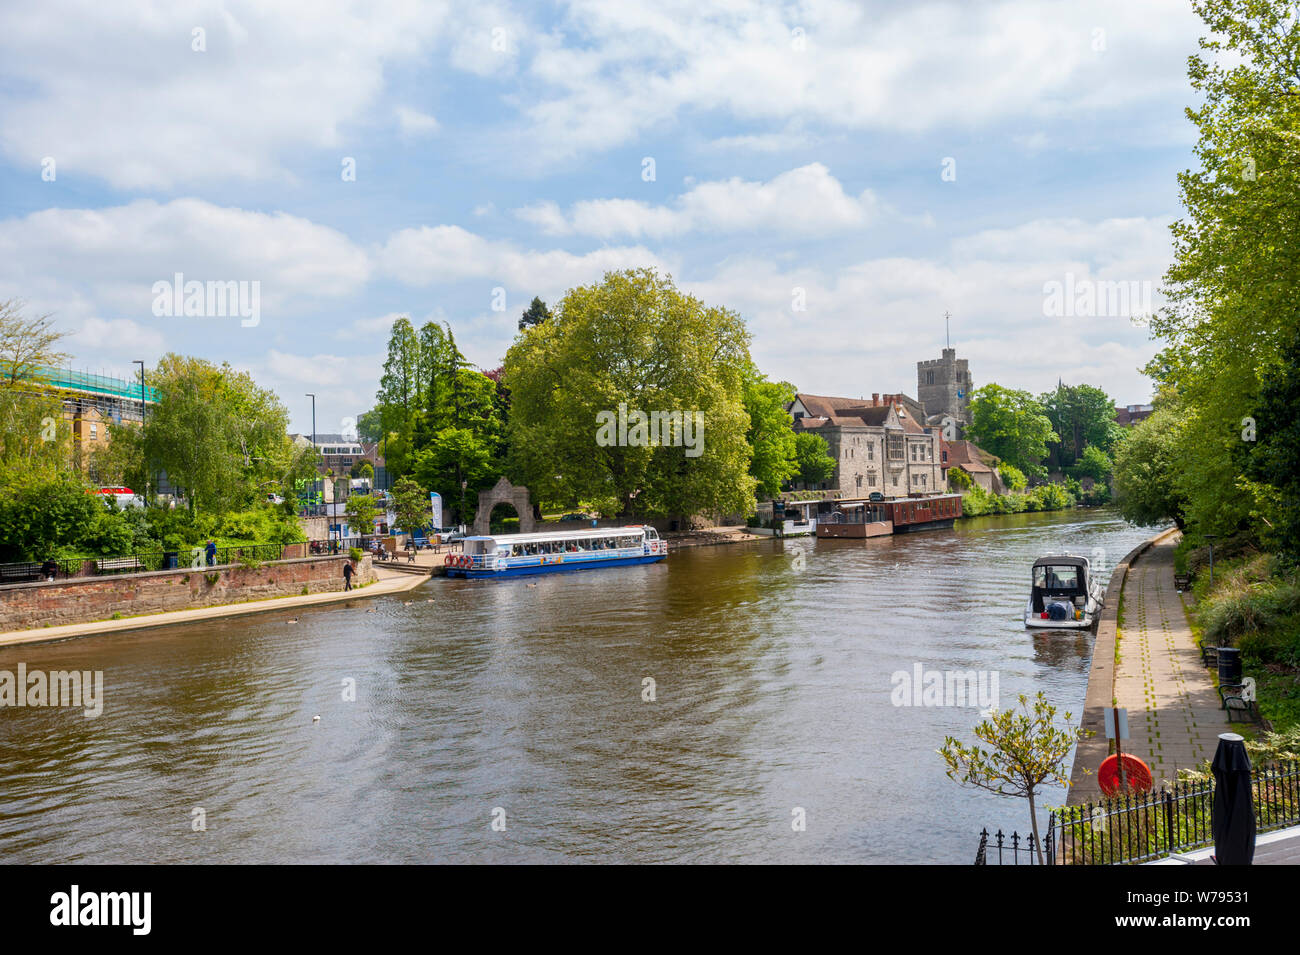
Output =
[{"x1": 430, "y1": 492, "x2": 443, "y2": 529}]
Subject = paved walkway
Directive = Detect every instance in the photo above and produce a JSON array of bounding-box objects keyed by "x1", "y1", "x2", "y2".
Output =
[
  {"x1": 0, "y1": 563, "x2": 429, "y2": 649},
  {"x1": 1113, "y1": 538, "x2": 1227, "y2": 782}
]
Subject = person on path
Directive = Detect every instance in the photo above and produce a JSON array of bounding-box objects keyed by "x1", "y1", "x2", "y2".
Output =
[
  {"x1": 343, "y1": 560, "x2": 353, "y2": 591},
  {"x1": 205, "y1": 539, "x2": 217, "y2": 567}
]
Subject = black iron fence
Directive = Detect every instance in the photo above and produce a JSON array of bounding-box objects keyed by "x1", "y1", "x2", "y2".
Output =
[
  {"x1": 0, "y1": 543, "x2": 288, "y2": 583},
  {"x1": 976, "y1": 761, "x2": 1300, "y2": 865}
]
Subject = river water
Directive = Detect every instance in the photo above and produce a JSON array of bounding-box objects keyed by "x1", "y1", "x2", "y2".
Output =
[{"x1": 0, "y1": 507, "x2": 1156, "y2": 864}]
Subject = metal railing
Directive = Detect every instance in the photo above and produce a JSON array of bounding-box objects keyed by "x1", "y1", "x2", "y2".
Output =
[{"x1": 976, "y1": 761, "x2": 1300, "y2": 865}]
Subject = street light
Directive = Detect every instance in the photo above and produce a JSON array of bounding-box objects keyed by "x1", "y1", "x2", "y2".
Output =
[
  {"x1": 134, "y1": 360, "x2": 149, "y2": 502},
  {"x1": 306, "y1": 394, "x2": 320, "y2": 544}
]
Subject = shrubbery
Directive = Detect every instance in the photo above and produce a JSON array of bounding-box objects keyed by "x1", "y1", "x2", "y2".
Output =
[{"x1": 960, "y1": 482, "x2": 1077, "y2": 517}]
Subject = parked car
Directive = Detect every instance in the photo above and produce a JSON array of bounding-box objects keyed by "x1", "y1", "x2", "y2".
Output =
[{"x1": 559, "y1": 513, "x2": 589, "y2": 522}]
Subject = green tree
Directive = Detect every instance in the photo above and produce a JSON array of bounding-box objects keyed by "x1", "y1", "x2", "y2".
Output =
[
  {"x1": 344, "y1": 492, "x2": 379, "y2": 537},
  {"x1": 1149, "y1": 0, "x2": 1300, "y2": 542},
  {"x1": 517, "y1": 296, "x2": 552, "y2": 332},
  {"x1": 1113, "y1": 405, "x2": 1187, "y2": 529},
  {"x1": 742, "y1": 364, "x2": 798, "y2": 497},
  {"x1": 997, "y1": 462, "x2": 1027, "y2": 492},
  {"x1": 411, "y1": 427, "x2": 497, "y2": 522},
  {"x1": 389, "y1": 476, "x2": 430, "y2": 537},
  {"x1": 1040, "y1": 383, "x2": 1121, "y2": 467},
  {"x1": 794, "y1": 432, "x2": 836, "y2": 486},
  {"x1": 1245, "y1": 322, "x2": 1300, "y2": 563},
  {"x1": 0, "y1": 299, "x2": 67, "y2": 387},
  {"x1": 967, "y1": 384, "x2": 1058, "y2": 481},
  {"x1": 1070, "y1": 444, "x2": 1113, "y2": 483},
  {"x1": 940, "y1": 692, "x2": 1087, "y2": 865},
  {"x1": 504, "y1": 268, "x2": 755, "y2": 519}
]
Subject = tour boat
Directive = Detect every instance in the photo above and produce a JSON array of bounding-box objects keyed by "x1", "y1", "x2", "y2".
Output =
[
  {"x1": 1024, "y1": 555, "x2": 1105, "y2": 629},
  {"x1": 444, "y1": 525, "x2": 667, "y2": 579}
]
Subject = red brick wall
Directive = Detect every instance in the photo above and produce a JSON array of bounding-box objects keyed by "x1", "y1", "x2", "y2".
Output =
[{"x1": 0, "y1": 556, "x2": 375, "y2": 633}]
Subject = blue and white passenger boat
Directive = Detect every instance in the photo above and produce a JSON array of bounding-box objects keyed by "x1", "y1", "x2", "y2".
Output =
[{"x1": 444, "y1": 525, "x2": 667, "y2": 579}]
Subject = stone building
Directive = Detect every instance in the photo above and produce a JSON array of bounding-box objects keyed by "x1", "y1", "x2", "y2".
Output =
[
  {"x1": 917, "y1": 347, "x2": 973, "y2": 430},
  {"x1": 787, "y1": 393, "x2": 945, "y2": 497}
]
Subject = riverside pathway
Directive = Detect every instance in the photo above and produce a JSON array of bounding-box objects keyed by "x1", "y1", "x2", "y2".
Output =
[{"x1": 1112, "y1": 538, "x2": 1227, "y2": 783}]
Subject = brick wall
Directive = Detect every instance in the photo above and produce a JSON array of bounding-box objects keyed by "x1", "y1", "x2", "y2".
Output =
[{"x1": 0, "y1": 556, "x2": 375, "y2": 633}]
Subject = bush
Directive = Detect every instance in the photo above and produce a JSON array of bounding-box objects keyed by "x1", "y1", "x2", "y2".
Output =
[
  {"x1": 349, "y1": 547, "x2": 364, "y2": 562},
  {"x1": 998, "y1": 462, "x2": 1027, "y2": 492}
]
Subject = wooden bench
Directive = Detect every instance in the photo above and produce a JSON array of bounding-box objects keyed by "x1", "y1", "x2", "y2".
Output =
[
  {"x1": 0, "y1": 562, "x2": 43, "y2": 584},
  {"x1": 1218, "y1": 683, "x2": 1263, "y2": 724},
  {"x1": 96, "y1": 557, "x2": 140, "y2": 574}
]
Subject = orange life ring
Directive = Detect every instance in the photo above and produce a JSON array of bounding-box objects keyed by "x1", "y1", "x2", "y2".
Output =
[{"x1": 1098, "y1": 753, "x2": 1154, "y2": 796}]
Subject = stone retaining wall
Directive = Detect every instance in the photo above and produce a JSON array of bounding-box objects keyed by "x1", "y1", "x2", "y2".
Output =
[{"x1": 0, "y1": 556, "x2": 374, "y2": 633}]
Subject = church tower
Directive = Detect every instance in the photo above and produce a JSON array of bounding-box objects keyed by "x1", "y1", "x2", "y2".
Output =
[{"x1": 917, "y1": 315, "x2": 973, "y2": 428}]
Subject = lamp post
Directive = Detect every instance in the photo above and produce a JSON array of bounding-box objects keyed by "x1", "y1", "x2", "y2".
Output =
[
  {"x1": 133, "y1": 360, "x2": 149, "y2": 502},
  {"x1": 306, "y1": 393, "x2": 320, "y2": 543}
]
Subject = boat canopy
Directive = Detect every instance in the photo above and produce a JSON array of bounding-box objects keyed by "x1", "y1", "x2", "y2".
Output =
[
  {"x1": 465, "y1": 526, "x2": 654, "y2": 546},
  {"x1": 1032, "y1": 555, "x2": 1089, "y2": 569}
]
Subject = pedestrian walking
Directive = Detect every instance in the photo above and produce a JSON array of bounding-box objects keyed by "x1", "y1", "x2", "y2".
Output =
[
  {"x1": 205, "y1": 539, "x2": 217, "y2": 567},
  {"x1": 343, "y1": 560, "x2": 354, "y2": 591}
]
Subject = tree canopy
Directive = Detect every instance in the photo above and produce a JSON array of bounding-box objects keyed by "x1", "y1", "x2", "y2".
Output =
[{"x1": 966, "y1": 384, "x2": 1058, "y2": 481}]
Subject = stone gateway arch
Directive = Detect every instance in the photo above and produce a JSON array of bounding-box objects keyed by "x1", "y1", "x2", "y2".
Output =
[{"x1": 471, "y1": 477, "x2": 537, "y2": 536}]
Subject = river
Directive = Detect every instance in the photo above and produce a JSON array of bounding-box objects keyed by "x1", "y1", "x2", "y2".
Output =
[{"x1": 0, "y1": 507, "x2": 1157, "y2": 863}]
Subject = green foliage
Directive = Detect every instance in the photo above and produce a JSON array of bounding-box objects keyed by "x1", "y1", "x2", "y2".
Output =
[
  {"x1": 948, "y1": 466, "x2": 972, "y2": 491},
  {"x1": 348, "y1": 546, "x2": 364, "y2": 562},
  {"x1": 940, "y1": 691, "x2": 1087, "y2": 863},
  {"x1": 742, "y1": 366, "x2": 798, "y2": 497},
  {"x1": 959, "y1": 482, "x2": 1075, "y2": 517},
  {"x1": 794, "y1": 432, "x2": 836, "y2": 487},
  {"x1": 997, "y1": 462, "x2": 1027, "y2": 492},
  {"x1": 518, "y1": 296, "x2": 551, "y2": 332},
  {"x1": 343, "y1": 493, "x2": 380, "y2": 536},
  {"x1": 1070, "y1": 444, "x2": 1113, "y2": 482},
  {"x1": 0, "y1": 470, "x2": 98, "y2": 561},
  {"x1": 389, "y1": 476, "x2": 430, "y2": 534},
  {"x1": 1112, "y1": 406, "x2": 1187, "y2": 528},
  {"x1": 1039, "y1": 383, "x2": 1121, "y2": 468},
  {"x1": 504, "y1": 268, "x2": 756, "y2": 519},
  {"x1": 1146, "y1": 0, "x2": 1300, "y2": 546},
  {"x1": 967, "y1": 384, "x2": 1057, "y2": 480},
  {"x1": 1245, "y1": 321, "x2": 1300, "y2": 564}
]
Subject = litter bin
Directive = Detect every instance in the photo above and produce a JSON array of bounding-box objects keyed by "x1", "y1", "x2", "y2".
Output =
[
  {"x1": 1218, "y1": 647, "x2": 1242, "y2": 685},
  {"x1": 163, "y1": 551, "x2": 179, "y2": 570}
]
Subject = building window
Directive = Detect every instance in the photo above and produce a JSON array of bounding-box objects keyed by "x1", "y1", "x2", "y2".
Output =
[
  {"x1": 867, "y1": 443, "x2": 873, "y2": 460},
  {"x1": 887, "y1": 434, "x2": 905, "y2": 460},
  {"x1": 927, "y1": 370, "x2": 934, "y2": 385},
  {"x1": 89, "y1": 423, "x2": 98, "y2": 440},
  {"x1": 856, "y1": 475, "x2": 862, "y2": 488}
]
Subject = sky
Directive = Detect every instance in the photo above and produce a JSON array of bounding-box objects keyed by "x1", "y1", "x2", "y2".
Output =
[{"x1": 0, "y1": 0, "x2": 1209, "y2": 435}]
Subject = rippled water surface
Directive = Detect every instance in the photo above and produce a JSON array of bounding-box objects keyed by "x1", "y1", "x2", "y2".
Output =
[{"x1": 0, "y1": 508, "x2": 1157, "y2": 863}]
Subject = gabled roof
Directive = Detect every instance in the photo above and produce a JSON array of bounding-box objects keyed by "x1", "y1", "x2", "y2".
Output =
[{"x1": 945, "y1": 439, "x2": 996, "y2": 472}]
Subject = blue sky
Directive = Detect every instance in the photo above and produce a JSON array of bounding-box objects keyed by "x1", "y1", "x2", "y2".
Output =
[{"x1": 0, "y1": 0, "x2": 1208, "y2": 434}]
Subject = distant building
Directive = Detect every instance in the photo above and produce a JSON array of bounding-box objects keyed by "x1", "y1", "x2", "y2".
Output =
[
  {"x1": 2, "y1": 366, "x2": 157, "y2": 481},
  {"x1": 787, "y1": 392, "x2": 945, "y2": 497},
  {"x1": 944, "y1": 439, "x2": 1003, "y2": 493},
  {"x1": 1115, "y1": 404, "x2": 1154, "y2": 427},
  {"x1": 289, "y1": 433, "x2": 384, "y2": 479},
  {"x1": 917, "y1": 347, "x2": 973, "y2": 430}
]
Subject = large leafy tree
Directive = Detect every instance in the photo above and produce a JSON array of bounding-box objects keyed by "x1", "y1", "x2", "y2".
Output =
[
  {"x1": 1113, "y1": 405, "x2": 1188, "y2": 529},
  {"x1": 794, "y1": 432, "x2": 836, "y2": 487},
  {"x1": 742, "y1": 364, "x2": 798, "y2": 497},
  {"x1": 389, "y1": 476, "x2": 431, "y2": 535},
  {"x1": 1245, "y1": 322, "x2": 1300, "y2": 562},
  {"x1": 518, "y1": 296, "x2": 551, "y2": 332},
  {"x1": 1149, "y1": 0, "x2": 1300, "y2": 541},
  {"x1": 966, "y1": 384, "x2": 1058, "y2": 481},
  {"x1": 129, "y1": 354, "x2": 299, "y2": 514},
  {"x1": 503, "y1": 268, "x2": 755, "y2": 518},
  {"x1": 1039, "y1": 383, "x2": 1121, "y2": 468}
]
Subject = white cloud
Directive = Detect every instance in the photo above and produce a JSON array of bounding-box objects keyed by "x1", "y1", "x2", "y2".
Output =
[
  {"x1": 0, "y1": 0, "x2": 452, "y2": 188},
  {"x1": 0, "y1": 199, "x2": 372, "y2": 343},
  {"x1": 396, "y1": 107, "x2": 440, "y2": 137},
  {"x1": 376, "y1": 224, "x2": 672, "y2": 300},
  {"x1": 515, "y1": 163, "x2": 878, "y2": 238},
  {"x1": 513, "y1": 0, "x2": 1202, "y2": 161}
]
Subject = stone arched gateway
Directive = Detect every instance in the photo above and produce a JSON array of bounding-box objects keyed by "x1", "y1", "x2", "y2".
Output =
[{"x1": 472, "y1": 477, "x2": 537, "y2": 536}]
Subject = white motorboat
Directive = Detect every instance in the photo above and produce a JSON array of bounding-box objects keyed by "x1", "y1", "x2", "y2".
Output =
[{"x1": 1024, "y1": 555, "x2": 1104, "y2": 629}]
